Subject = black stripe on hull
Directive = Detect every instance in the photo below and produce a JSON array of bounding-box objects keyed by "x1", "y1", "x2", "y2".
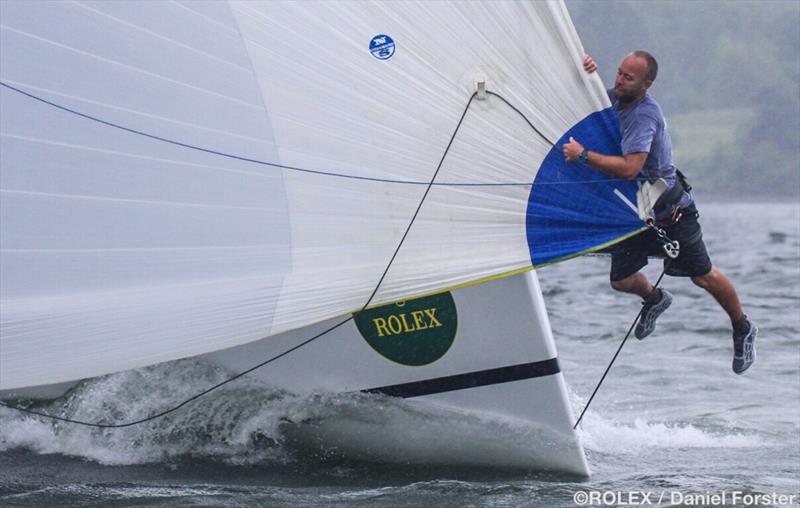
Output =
[{"x1": 363, "y1": 358, "x2": 560, "y2": 399}]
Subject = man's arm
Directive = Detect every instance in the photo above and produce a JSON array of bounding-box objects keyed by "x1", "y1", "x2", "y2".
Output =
[
  {"x1": 562, "y1": 137, "x2": 646, "y2": 180},
  {"x1": 571, "y1": 53, "x2": 647, "y2": 179}
]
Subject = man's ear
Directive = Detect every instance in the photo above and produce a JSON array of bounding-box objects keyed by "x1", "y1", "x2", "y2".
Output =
[{"x1": 643, "y1": 79, "x2": 654, "y2": 90}]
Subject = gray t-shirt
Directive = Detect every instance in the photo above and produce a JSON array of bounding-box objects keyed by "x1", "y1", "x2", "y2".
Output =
[{"x1": 608, "y1": 89, "x2": 692, "y2": 209}]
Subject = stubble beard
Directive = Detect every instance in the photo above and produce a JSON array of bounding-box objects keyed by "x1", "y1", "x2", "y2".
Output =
[{"x1": 615, "y1": 87, "x2": 638, "y2": 106}]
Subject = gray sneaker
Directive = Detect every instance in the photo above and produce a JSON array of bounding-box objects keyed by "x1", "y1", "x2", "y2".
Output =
[
  {"x1": 635, "y1": 288, "x2": 673, "y2": 339},
  {"x1": 732, "y1": 318, "x2": 757, "y2": 374}
]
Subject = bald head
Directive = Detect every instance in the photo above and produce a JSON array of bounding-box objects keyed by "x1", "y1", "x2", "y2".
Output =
[
  {"x1": 614, "y1": 52, "x2": 657, "y2": 106},
  {"x1": 632, "y1": 50, "x2": 658, "y2": 82}
]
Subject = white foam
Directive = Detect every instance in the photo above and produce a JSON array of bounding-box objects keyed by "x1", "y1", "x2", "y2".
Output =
[
  {"x1": 578, "y1": 414, "x2": 765, "y2": 454},
  {"x1": 0, "y1": 359, "x2": 295, "y2": 465},
  {"x1": 564, "y1": 384, "x2": 766, "y2": 455}
]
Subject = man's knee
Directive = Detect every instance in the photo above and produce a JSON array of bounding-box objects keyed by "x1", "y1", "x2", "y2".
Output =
[
  {"x1": 691, "y1": 267, "x2": 716, "y2": 289},
  {"x1": 610, "y1": 279, "x2": 627, "y2": 292}
]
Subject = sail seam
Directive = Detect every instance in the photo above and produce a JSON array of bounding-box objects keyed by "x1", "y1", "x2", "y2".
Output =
[{"x1": 0, "y1": 25, "x2": 262, "y2": 109}]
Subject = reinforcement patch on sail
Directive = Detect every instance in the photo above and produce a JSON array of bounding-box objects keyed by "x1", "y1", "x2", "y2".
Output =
[{"x1": 526, "y1": 108, "x2": 642, "y2": 266}]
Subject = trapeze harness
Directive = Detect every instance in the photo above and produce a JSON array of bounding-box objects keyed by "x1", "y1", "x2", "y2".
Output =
[{"x1": 640, "y1": 168, "x2": 693, "y2": 260}]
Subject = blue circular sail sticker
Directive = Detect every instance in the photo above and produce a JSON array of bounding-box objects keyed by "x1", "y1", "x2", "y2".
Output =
[{"x1": 370, "y1": 34, "x2": 395, "y2": 60}]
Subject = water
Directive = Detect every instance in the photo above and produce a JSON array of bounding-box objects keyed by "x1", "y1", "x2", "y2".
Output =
[{"x1": 1, "y1": 202, "x2": 798, "y2": 507}]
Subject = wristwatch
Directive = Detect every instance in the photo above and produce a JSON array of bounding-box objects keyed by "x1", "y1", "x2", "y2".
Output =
[{"x1": 578, "y1": 148, "x2": 589, "y2": 164}]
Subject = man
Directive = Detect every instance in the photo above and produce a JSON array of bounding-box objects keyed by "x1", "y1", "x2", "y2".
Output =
[{"x1": 562, "y1": 51, "x2": 757, "y2": 374}]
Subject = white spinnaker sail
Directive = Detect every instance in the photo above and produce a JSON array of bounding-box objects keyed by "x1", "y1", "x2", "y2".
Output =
[{"x1": 0, "y1": 1, "x2": 620, "y2": 390}]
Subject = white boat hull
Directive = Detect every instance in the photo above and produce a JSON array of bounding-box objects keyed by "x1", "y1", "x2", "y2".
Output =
[
  {"x1": 1, "y1": 272, "x2": 588, "y2": 475},
  {"x1": 211, "y1": 271, "x2": 588, "y2": 474}
]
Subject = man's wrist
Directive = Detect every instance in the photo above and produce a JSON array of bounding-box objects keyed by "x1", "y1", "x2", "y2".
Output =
[{"x1": 578, "y1": 148, "x2": 589, "y2": 164}]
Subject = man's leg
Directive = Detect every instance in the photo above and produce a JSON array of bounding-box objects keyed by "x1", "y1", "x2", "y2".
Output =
[
  {"x1": 692, "y1": 265, "x2": 755, "y2": 374},
  {"x1": 611, "y1": 271, "x2": 672, "y2": 340},
  {"x1": 690, "y1": 266, "x2": 744, "y2": 324},
  {"x1": 608, "y1": 233, "x2": 673, "y2": 339},
  {"x1": 610, "y1": 271, "x2": 656, "y2": 299}
]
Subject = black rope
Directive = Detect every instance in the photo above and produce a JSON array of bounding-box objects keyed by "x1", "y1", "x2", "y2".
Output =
[
  {"x1": 0, "y1": 92, "x2": 480, "y2": 428},
  {"x1": 486, "y1": 91, "x2": 556, "y2": 148},
  {"x1": 573, "y1": 251, "x2": 675, "y2": 429}
]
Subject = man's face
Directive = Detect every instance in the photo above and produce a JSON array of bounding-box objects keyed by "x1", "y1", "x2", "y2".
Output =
[{"x1": 614, "y1": 54, "x2": 651, "y2": 104}]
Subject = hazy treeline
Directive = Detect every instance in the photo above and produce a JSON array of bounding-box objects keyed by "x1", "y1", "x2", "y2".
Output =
[{"x1": 567, "y1": 0, "x2": 799, "y2": 198}]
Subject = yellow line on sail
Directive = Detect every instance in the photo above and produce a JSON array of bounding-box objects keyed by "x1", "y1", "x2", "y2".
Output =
[{"x1": 360, "y1": 228, "x2": 646, "y2": 310}]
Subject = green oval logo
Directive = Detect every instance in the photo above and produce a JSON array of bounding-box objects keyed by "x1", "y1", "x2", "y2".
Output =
[{"x1": 354, "y1": 292, "x2": 458, "y2": 366}]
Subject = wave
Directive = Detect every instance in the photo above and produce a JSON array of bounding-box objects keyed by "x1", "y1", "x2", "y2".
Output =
[
  {"x1": 0, "y1": 359, "x2": 295, "y2": 465},
  {"x1": 0, "y1": 358, "x2": 581, "y2": 471},
  {"x1": 0, "y1": 357, "x2": 771, "y2": 470}
]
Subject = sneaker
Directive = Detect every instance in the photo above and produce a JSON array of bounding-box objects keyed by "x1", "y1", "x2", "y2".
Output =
[
  {"x1": 635, "y1": 288, "x2": 673, "y2": 339},
  {"x1": 732, "y1": 318, "x2": 757, "y2": 374}
]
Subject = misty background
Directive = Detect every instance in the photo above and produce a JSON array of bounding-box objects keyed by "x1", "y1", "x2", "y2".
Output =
[{"x1": 567, "y1": 0, "x2": 799, "y2": 199}]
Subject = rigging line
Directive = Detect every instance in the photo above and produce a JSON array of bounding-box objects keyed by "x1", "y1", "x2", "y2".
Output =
[
  {"x1": 362, "y1": 91, "x2": 475, "y2": 305},
  {"x1": 573, "y1": 263, "x2": 669, "y2": 430},
  {"x1": 0, "y1": 92, "x2": 480, "y2": 429},
  {"x1": 0, "y1": 81, "x2": 641, "y2": 187},
  {"x1": 486, "y1": 91, "x2": 556, "y2": 148}
]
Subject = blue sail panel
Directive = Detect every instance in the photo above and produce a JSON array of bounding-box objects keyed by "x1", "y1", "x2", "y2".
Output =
[{"x1": 526, "y1": 108, "x2": 643, "y2": 266}]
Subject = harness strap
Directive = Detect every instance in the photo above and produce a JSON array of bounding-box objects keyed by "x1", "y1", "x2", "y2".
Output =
[
  {"x1": 676, "y1": 168, "x2": 692, "y2": 192},
  {"x1": 652, "y1": 168, "x2": 693, "y2": 222},
  {"x1": 653, "y1": 177, "x2": 684, "y2": 213}
]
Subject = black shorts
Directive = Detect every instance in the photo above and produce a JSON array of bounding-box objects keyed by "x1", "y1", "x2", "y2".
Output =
[{"x1": 610, "y1": 203, "x2": 712, "y2": 281}]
